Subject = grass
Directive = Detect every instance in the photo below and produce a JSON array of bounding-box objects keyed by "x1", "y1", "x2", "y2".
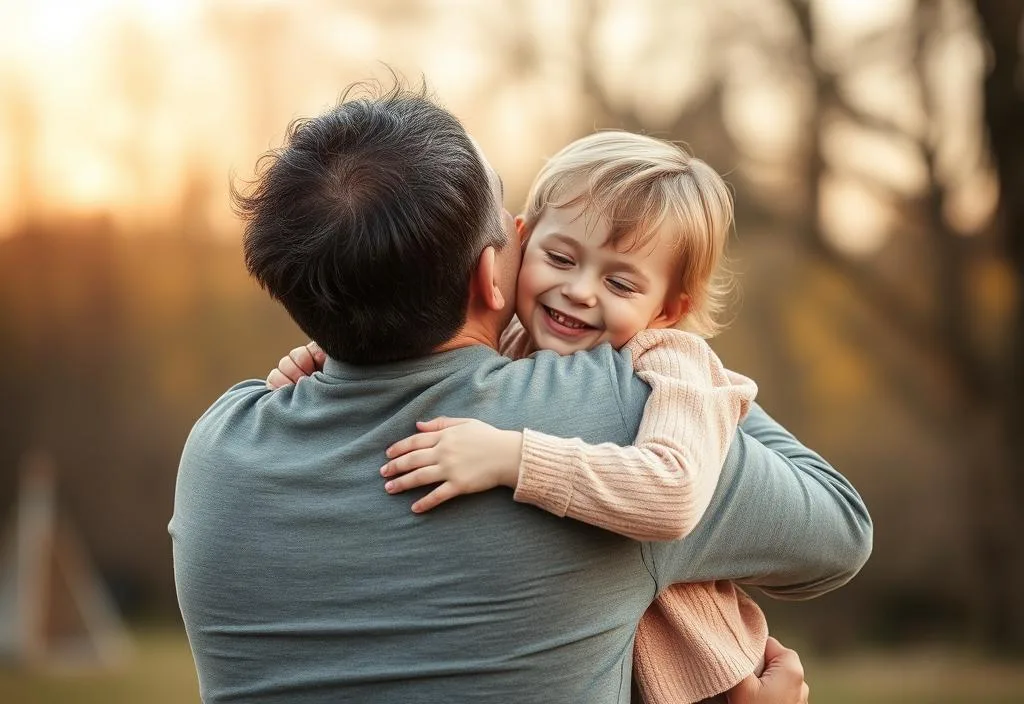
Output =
[
  {"x1": 2, "y1": 628, "x2": 1024, "y2": 703},
  {"x1": 804, "y1": 651, "x2": 1024, "y2": 704},
  {"x1": 0, "y1": 629, "x2": 199, "y2": 704}
]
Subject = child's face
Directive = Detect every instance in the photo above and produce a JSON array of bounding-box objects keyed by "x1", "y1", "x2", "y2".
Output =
[{"x1": 516, "y1": 199, "x2": 687, "y2": 355}]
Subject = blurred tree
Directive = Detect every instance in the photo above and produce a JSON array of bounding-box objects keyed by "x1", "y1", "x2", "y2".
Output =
[
  {"x1": 572, "y1": 0, "x2": 732, "y2": 145},
  {"x1": 767, "y1": 0, "x2": 1024, "y2": 650},
  {"x1": 971, "y1": 0, "x2": 1024, "y2": 652}
]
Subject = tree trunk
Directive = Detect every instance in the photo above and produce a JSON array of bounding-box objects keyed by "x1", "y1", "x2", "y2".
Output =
[{"x1": 972, "y1": 0, "x2": 1024, "y2": 652}]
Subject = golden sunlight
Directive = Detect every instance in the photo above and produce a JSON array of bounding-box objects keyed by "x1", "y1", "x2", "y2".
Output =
[{"x1": 0, "y1": 0, "x2": 975, "y2": 249}]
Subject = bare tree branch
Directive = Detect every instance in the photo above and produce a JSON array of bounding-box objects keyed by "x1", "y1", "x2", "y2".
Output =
[{"x1": 830, "y1": 93, "x2": 924, "y2": 151}]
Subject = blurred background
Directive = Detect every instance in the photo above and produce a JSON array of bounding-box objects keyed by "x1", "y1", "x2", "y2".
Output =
[{"x1": 1, "y1": 0, "x2": 1023, "y2": 701}]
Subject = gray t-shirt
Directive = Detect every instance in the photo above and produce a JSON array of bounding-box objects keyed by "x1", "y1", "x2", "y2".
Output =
[{"x1": 171, "y1": 344, "x2": 870, "y2": 703}]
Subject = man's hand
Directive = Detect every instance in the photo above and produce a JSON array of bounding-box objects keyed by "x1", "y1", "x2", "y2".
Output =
[
  {"x1": 727, "y1": 637, "x2": 809, "y2": 704},
  {"x1": 380, "y1": 417, "x2": 523, "y2": 513},
  {"x1": 266, "y1": 342, "x2": 326, "y2": 389}
]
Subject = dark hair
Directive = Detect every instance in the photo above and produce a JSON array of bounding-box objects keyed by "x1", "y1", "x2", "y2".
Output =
[{"x1": 233, "y1": 79, "x2": 506, "y2": 364}]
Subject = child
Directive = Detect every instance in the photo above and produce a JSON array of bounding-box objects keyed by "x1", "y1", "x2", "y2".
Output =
[{"x1": 271, "y1": 131, "x2": 767, "y2": 704}]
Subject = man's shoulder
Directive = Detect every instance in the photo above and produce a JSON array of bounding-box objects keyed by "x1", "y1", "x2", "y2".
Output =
[
  {"x1": 199, "y1": 378, "x2": 270, "y2": 419},
  {"x1": 472, "y1": 345, "x2": 651, "y2": 444},
  {"x1": 493, "y1": 342, "x2": 631, "y2": 380},
  {"x1": 183, "y1": 379, "x2": 270, "y2": 451}
]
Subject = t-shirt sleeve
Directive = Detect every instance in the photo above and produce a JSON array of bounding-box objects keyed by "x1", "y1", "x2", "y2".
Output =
[{"x1": 644, "y1": 403, "x2": 873, "y2": 600}]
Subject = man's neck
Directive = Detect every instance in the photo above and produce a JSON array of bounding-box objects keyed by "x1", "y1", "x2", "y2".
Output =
[
  {"x1": 435, "y1": 329, "x2": 499, "y2": 353},
  {"x1": 434, "y1": 316, "x2": 504, "y2": 354}
]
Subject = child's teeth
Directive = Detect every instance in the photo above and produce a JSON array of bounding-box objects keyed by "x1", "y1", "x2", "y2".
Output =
[{"x1": 550, "y1": 308, "x2": 586, "y2": 329}]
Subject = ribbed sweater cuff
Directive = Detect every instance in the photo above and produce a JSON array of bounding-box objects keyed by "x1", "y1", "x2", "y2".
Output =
[
  {"x1": 636, "y1": 631, "x2": 764, "y2": 704},
  {"x1": 513, "y1": 428, "x2": 577, "y2": 516},
  {"x1": 634, "y1": 585, "x2": 768, "y2": 703}
]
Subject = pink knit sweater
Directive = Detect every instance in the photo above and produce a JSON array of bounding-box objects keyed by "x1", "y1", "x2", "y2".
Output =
[{"x1": 500, "y1": 319, "x2": 768, "y2": 704}]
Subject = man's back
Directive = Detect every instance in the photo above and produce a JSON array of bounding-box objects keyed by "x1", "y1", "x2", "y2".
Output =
[
  {"x1": 172, "y1": 344, "x2": 658, "y2": 703},
  {"x1": 173, "y1": 343, "x2": 870, "y2": 702}
]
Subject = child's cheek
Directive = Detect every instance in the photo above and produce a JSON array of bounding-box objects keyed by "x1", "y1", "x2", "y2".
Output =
[
  {"x1": 606, "y1": 305, "x2": 647, "y2": 350},
  {"x1": 516, "y1": 255, "x2": 544, "y2": 296},
  {"x1": 515, "y1": 259, "x2": 541, "y2": 319}
]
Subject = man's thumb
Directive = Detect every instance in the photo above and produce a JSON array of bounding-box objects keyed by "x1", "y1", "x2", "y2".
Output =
[
  {"x1": 726, "y1": 673, "x2": 760, "y2": 703},
  {"x1": 763, "y1": 636, "x2": 786, "y2": 662}
]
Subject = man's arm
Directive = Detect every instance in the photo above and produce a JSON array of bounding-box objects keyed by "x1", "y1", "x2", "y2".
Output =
[{"x1": 646, "y1": 402, "x2": 872, "y2": 599}]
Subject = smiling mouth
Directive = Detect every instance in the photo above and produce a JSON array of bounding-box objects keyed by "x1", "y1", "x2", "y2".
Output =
[{"x1": 543, "y1": 305, "x2": 595, "y2": 331}]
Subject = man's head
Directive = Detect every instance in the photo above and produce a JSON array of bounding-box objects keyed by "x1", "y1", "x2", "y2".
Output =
[{"x1": 235, "y1": 80, "x2": 510, "y2": 364}]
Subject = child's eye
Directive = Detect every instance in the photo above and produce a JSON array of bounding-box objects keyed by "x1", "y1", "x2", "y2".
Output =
[
  {"x1": 545, "y1": 251, "x2": 574, "y2": 267},
  {"x1": 606, "y1": 278, "x2": 637, "y2": 295}
]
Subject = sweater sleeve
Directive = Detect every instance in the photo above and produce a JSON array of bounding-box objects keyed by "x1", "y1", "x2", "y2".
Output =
[
  {"x1": 646, "y1": 402, "x2": 873, "y2": 599},
  {"x1": 512, "y1": 329, "x2": 758, "y2": 541}
]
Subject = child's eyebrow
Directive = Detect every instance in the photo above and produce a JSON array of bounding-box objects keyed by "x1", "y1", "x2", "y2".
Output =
[
  {"x1": 544, "y1": 233, "x2": 581, "y2": 250},
  {"x1": 608, "y1": 260, "x2": 650, "y2": 285}
]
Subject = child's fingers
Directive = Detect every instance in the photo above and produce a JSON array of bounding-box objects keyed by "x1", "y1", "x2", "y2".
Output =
[
  {"x1": 277, "y1": 354, "x2": 306, "y2": 383},
  {"x1": 415, "y1": 417, "x2": 473, "y2": 432},
  {"x1": 266, "y1": 368, "x2": 293, "y2": 389},
  {"x1": 383, "y1": 465, "x2": 443, "y2": 494},
  {"x1": 305, "y1": 341, "x2": 327, "y2": 368},
  {"x1": 288, "y1": 346, "x2": 318, "y2": 376},
  {"x1": 411, "y1": 481, "x2": 461, "y2": 513},
  {"x1": 381, "y1": 448, "x2": 437, "y2": 478},
  {"x1": 386, "y1": 430, "x2": 442, "y2": 459}
]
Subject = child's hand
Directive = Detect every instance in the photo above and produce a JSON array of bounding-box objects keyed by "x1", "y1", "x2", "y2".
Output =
[
  {"x1": 266, "y1": 342, "x2": 326, "y2": 389},
  {"x1": 381, "y1": 417, "x2": 523, "y2": 513}
]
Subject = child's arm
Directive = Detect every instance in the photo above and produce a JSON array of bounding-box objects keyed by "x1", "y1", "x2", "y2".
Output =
[
  {"x1": 513, "y1": 329, "x2": 756, "y2": 540},
  {"x1": 382, "y1": 329, "x2": 757, "y2": 540}
]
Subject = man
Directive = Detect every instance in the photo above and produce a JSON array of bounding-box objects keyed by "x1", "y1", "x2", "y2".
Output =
[{"x1": 171, "y1": 80, "x2": 870, "y2": 703}]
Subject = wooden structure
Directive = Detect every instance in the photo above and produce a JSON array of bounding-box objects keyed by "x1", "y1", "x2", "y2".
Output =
[{"x1": 0, "y1": 452, "x2": 131, "y2": 669}]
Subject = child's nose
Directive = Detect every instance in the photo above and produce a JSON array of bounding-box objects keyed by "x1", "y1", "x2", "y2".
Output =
[{"x1": 562, "y1": 279, "x2": 597, "y2": 307}]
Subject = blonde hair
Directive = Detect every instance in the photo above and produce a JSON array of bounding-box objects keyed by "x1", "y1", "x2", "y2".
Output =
[{"x1": 521, "y1": 131, "x2": 736, "y2": 338}]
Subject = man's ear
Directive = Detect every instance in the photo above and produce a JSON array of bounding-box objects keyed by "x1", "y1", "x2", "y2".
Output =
[
  {"x1": 471, "y1": 246, "x2": 505, "y2": 312},
  {"x1": 649, "y1": 292, "x2": 691, "y2": 329}
]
